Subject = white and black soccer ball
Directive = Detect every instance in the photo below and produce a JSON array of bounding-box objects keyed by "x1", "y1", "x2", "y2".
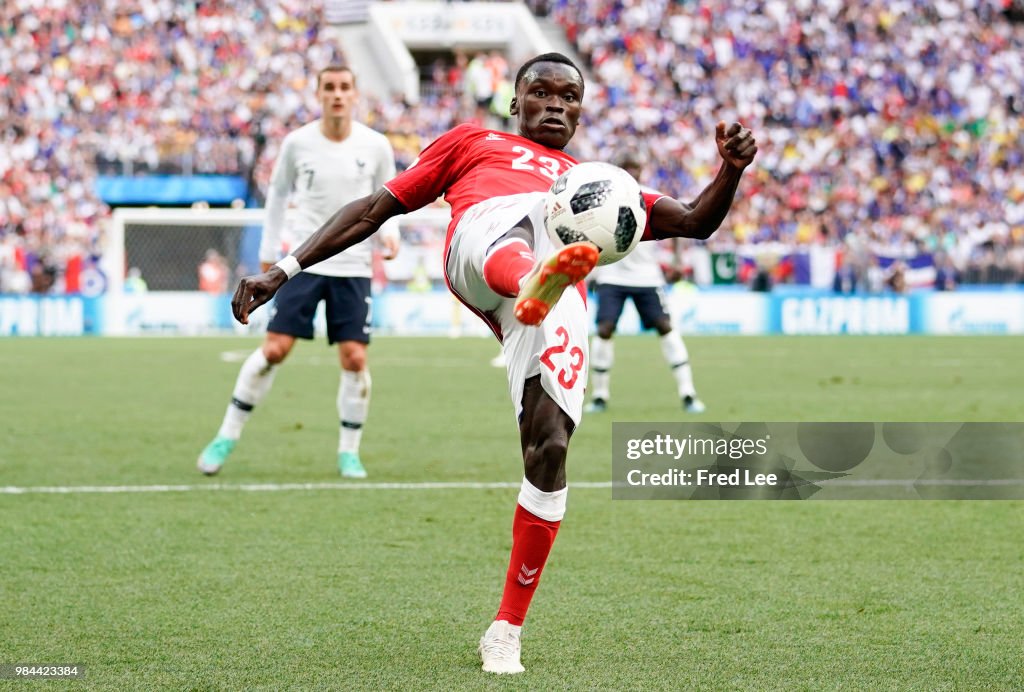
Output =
[{"x1": 544, "y1": 162, "x2": 647, "y2": 266}]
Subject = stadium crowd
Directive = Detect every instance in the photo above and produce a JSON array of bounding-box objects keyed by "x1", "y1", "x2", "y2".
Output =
[
  {"x1": 539, "y1": 0, "x2": 1024, "y2": 288},
  {"x1": 1, "y1": 0, "x2": 344, "y2": 293},
  {"x1": 2, "y1": 0, "x2": 1023, "y2": 293}
]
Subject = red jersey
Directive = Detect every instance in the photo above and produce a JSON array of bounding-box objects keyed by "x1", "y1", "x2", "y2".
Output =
[{"x1": 384, "y1": 124, "x2": 666, "y2": 247}]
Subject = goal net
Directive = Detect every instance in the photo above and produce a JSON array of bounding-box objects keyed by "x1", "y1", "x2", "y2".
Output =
[
  {"x1": 103, "y1": 205, "x2": 476, "y2": 336},
  {"x1": 107, "y1": 208, "x2": 266, "y2": 295},
  {"x1": 106, "y1": 206, "x2": 453, "y2": 293}
]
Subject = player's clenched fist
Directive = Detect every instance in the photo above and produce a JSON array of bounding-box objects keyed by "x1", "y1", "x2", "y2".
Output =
[
  {"x1": 231, "y1": 268, "x2": 287, "y2": 324},
  {"x1": 715, "y1": 121, "x2": 757, "y2": 170}
]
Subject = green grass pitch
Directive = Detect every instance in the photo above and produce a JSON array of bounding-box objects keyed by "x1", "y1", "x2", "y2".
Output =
[{"x1": 1, "y1": 335, "x2": 1022, "y2": 690}]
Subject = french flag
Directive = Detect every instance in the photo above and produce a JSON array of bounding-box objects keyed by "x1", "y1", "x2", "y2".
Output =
[{"x1": 876, "y1": 254, "x2": 936, "y2": 288}]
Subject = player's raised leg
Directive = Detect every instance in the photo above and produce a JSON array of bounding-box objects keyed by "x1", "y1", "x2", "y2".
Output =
[
  {"x1": 197, "y1": 333, "x2": 291, "y2": 475},
  {"x1": 480, "y1": 217, "x2": 598, "y2": 328},
  {"x1": 482, "y1": 237, "x2": 536, "y2": 298},
  {"x1": 514, "y1": 242, "x2": 599, "y2": 326}
]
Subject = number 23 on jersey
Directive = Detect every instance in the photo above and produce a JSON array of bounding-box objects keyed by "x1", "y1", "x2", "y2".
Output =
[
  {"x1": 540, "y1": 326, "x2": 585, "y2": 389},
  {"x1": 510, "y1": 146, "x2": 566, "y2": 181}
]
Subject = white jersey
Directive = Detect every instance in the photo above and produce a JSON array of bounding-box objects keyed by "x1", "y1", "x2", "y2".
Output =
[
  {"x1": 592, "y1": 240, "x2": 666, "y2": 287},
  {"x1": 259, "y1": 120, "x2": 399, "y2": 278}
]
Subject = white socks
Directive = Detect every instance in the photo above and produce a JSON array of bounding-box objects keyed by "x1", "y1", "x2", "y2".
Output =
[
  {"x1": 589, "y1": 336, "x2": 613, "y2": 401},
  {"x1": 217, "y1": 348, "x2": 278, "y2": 439},
  {"x1": 589, "y1": 331, "x2": 697, "y2": 404},
  {"x1": 214, "y1": 352, "x2": 375, "y2": 452},
  {"x1": 338, "y1": 369, "x2": 371, "y2": 453},
  {"x1": 517, "y1": 477, "x2": 568, "y2": 522},
  {"x1": 660, "y1": 330, "x2": 696, "y2": 398}
]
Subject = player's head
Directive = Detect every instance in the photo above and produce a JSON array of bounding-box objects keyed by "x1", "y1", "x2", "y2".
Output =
[
  {"x1": 510, "y1": 53, "x2": 584, "y2": 150},
  {"x1": 611, "y1": 146, "x2": 647, "y2": 181},
  {"x1": 316, "y1": 65, "x2": 358, "y2": 120}
]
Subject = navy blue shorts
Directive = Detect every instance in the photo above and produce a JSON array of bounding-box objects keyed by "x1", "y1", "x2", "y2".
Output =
[
  {"x1": 594, "y1": 283, "x2": 668, "y2": 330},
  {"x1": 267, "y1": 273, "x2": 372, "y2": 344}
]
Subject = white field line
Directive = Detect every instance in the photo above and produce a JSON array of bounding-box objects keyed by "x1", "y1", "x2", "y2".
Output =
[
  {"x1": 2, "y1": 479, "x2": 1023, "y2": 495},
  {"x1": 816, "y1": 478, "x2": 1024, "y2": 487},
  {"x1": 0, "y1": 481, "x2": 611, "y2": 495}
]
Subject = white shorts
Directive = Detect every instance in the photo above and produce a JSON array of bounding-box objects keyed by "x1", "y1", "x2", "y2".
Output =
[{"x1": 445, "y1": 193, "x2": 589, "y2": 428}]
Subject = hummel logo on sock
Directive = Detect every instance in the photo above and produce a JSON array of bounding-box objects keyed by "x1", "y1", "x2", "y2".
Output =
[{"x1": 517, "y1": 564, "x2": 539, "y2": 586}]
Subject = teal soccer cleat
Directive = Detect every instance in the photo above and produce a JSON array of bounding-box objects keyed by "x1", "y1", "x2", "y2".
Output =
[
  {"x1": 338, "y1": 451, "x2": 367, "y2": 479},
  {"x1": 197, "y1": 436, "x2": 236, "y2": 476}
]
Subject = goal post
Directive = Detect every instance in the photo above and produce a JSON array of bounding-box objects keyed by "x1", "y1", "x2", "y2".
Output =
[
  {"x1": 106, "y1": 206, "x2": 454, "y2": 294},
  {"x1": 102, "y1": 205, "x2": 470, "y2": 336},
  {"x1": 106, "y1": 207, "x2": 267, "y2": 296}
]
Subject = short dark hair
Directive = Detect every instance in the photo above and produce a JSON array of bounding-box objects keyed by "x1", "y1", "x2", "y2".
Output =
[
  {"x1": 514, "y1": 52, "x2": 583, "y2": 90},
  {"x1": 317, "y1": 65, "x2": 356, "y2": 89}
]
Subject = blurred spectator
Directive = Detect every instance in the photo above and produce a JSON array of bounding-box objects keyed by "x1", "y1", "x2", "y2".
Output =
[
  {"x1": 864, "y1": 256, "x2": 886, "y2": 294},
  {"x1": 465, "y1": 52, "x2": 496, "y2": 110},
  {"x1": 833, "y1": 253, "x2": 858, "y2": 294},
  {"x1": 0, "y1": 238, "x2": 31, "y2": 294},
  {"x1": 28, "y1": 253, "x2": 57, "y2": 294},
  {"x1": 886, "y1": 261, "x2": 908, "y2": 294},
  {"x1": 125, "y1": 267, "x2": 149, "y2": 294},
  {"x1": 934, "y1": 254, "x2": 960, "y2": 291},
  {"x1": 751, "y1": 256, "x2": 774, "y2": 292},
  {"x1": 198, "y1": 249, "x2": 229, "y2": 294}
]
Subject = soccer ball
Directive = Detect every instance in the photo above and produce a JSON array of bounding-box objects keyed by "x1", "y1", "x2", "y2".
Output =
[{"x1": 544, "y1": 162, "x2": 647, "y2": 266}]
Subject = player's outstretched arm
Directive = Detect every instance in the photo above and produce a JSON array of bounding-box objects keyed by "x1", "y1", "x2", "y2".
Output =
[
  {"x1": 649, "y1": 121, "x2": 757, "y2": 241},
  {"x1": 232, "y1": 188, "x2": 406, "y2": 324}
]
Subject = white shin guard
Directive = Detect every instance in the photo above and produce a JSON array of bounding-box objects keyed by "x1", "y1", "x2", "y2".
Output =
[
  {"x1": 218, "y1": 348, "x2": 278, "y2": 439},
  {"x1": 338, "y1": 369, "x2": 371, "y2": 453}
]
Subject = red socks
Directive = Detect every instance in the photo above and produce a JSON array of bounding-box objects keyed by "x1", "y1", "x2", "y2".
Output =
[
  {"x1": 495, "y1": 504, "x2": 561, "y2": 626},
  {"x1": 483, "y1": 240, "x2": 535, "y2": 298}
]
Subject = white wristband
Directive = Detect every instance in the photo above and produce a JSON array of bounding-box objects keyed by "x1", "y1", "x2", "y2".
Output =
[{"x1": 274, "y1": 255, "x2": 302, "y2": 279}]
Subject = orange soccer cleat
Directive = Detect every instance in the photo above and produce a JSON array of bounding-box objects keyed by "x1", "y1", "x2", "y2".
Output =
[{"x1": 513, "y1": 242, "x2": 599, "y2": 326}]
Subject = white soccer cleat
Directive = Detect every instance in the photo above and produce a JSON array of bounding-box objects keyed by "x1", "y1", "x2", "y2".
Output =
[
  {"x1": 683, "y1": 395, "x2": 706, "y2": 414},
  {"x1": 478, "y1": 620, "x2": 525, "y2": 674}
]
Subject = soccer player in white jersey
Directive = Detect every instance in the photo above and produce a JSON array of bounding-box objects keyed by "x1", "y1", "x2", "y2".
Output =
[
  {"x1": 586, "y1": 149, "x2": 705, "y2": 414},
  {"x1": 230, "y1": 53, "x2": 757, "y2": 674},
  {"x1": 197, "y1": 66, "x2": 400, "y2": 479}
]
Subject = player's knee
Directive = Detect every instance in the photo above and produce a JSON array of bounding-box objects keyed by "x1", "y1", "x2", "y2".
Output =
[
  {"x1": 262, "y1": 340, "x2": 292, "y2": 364},
  {"x1": 597, "y1": 322, "x2": 615, "y2": 340},
  {"x1": 524, "y1": 429, "x2": 570, "y2": 471},
  {"x1": 342, "y1": 354, "x2": 367, "y2": 372},
  {"x1": 653, "y1": 318, "x2": 673, "y2": 336},
  {"x1": 339, "y1": 342, "x2": 367, "y2": 371},
  {"x1": 523, "y1": 433, "x2": 569, "y2": 491}
]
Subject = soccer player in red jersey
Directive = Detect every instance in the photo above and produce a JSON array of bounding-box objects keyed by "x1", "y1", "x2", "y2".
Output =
[{"x1": 232, "y1": 53, "x2": 757, "y2": 674}]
